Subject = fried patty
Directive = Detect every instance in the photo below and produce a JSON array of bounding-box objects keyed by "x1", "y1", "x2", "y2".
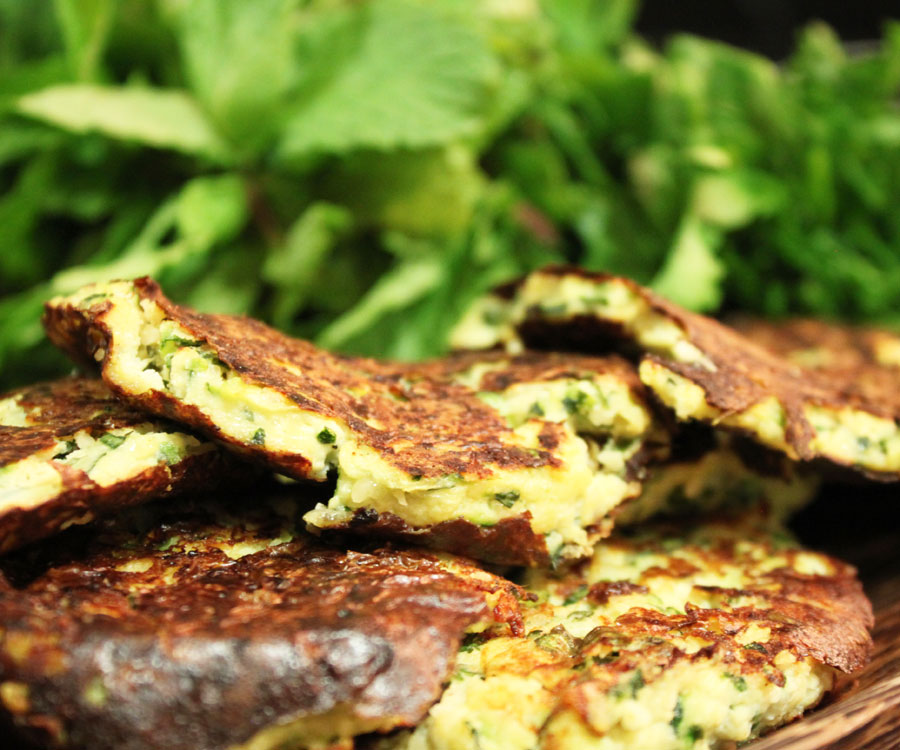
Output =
[
  {"x1": 383, "y1": 511, "x2": 873, "y2": 750},
  {"x1": 0, "y1": 378, "x2": 231, "y2": 553},
  {"x1": 43, "y1": 279, "x2": 661, "y2": 565},
  {"x1": 0, "y1": 492, "x2": 523, "y2": 750},
  {"x1": 451, "y1": 267, "x2": 900, "y2": 479},
  {"x1": 616, "y1": 433, "x2": 819, "y2": 527},
  {"x1": 732, "y1": 317, "x2": 900, "y2": 410}
]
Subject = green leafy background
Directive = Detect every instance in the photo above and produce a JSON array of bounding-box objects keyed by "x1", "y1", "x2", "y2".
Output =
[{"x1": 2, "y1": 0, "x2": 900, "y2": 389}]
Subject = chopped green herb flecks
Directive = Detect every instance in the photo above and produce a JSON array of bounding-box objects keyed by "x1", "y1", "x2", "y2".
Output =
[
  {"x1": 481, "y1": 308, "x2": 505, "y2": 326},
  {"x1": 744, "y1": 642, "x2": 767, "y2": 653},
  {"x1": 317, "y1": 428, "x2": 336, "y2": 444},
  {"x1": 540, "y1": 303, "x2": 567, "y2": 316},
  {"x1": 534, "y1": 628, "x2": 576, "y2": 655},
  {"x1": 563, "y1": 584, "x2": 589, "y2": 606},
  {"x1": 493, "y1": 490, "x2": 520, "y2": 507},
  {"x1": 725, "y1": 672, "x2": 748, "y2": 691},
  {"x1": 459, "y1": 633, "x2": 485, "y2": 653},
  {"x1": 53, "y1": 439, "x2": 78, "y2": 460},
  {"x1": 611, "y1": 670, "x2": 645, "y2": 700},
  {"x1": 157, "y1": 440, "x2": 182, "y2": 465},
  {"x1": 562, "y1": 390, "x2": 588, "y2": 415},
  {"x1": 686, "y1": 725, "x2": 704, "y2": 744},
  {"x1": 251, "y1": 428, "x2": 266, "y2": 445},
  {"x1": 157, "y1": 535, "x2": 181, "y2": 551},
  {"x1": 79, "y1": 293, "x2": 108, "y2": 306},
  {"x1": 528, "y1": 401, "x2": 545, "y2": 417},
  {"x1": 671, "y1": 696, "x2": 684, "y2": 732},
  {"x1": 628, "y1": 669, "x2": 645, "y2": 697},
  {"x1": 592, "y1": 651, "x2": 620, "y2": 666},
  {"x1": 99, "y1": 432, "x2": 128, "y2": 449},
  {"x1": 160, "y1": 333, "x2": 201, "y2": 350}
]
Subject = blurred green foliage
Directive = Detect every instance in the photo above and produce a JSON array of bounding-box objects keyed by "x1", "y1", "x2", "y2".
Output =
[{"x1": 2, "y1": 0, "x2": 900, "y2": 388}]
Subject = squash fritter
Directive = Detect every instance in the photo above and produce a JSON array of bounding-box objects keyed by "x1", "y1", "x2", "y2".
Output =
[
  {"x1": 385, "y1": 511, "x2": 873, "y2": 750},
  {"x1": 0, "y1": 493, "x2": 523, "y2": 750},
  {"x1": 43, "y1": 279, "x2": 662, "y2": 565},
  {"x1": 451, "y1": 267, "x2": 900, "y2": 479},
  {"x1": 0, "y1": 378, "x2": 230, "y2": 553}
]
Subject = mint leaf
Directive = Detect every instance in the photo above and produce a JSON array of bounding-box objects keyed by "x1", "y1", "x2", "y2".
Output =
[
  {"x1": 52, "y1": 0, "x2": 116, "y2": 81},
  {"x1": 175, "y1": 173, "x2": 248, "y2": 250},
  {"x1": 17, "y1": 84, "x2": 230, "y2": 160},
  {"x1": 690, "y1": 170, "x2": 785, "y2": 229},
  {"x1": 278, "y1": 0, "x2": 497, "y2": 158},
  {"x1": 49, "y1": 174, "x2": 247, "y2": 293},
  {"x1": 165, "y1": 0, "x2": 299, "y2": 159},
  {"x1": 263, "y1": 203, "x2": 353, "y2": 327},
  {"x1": 651, "y1": 218, "x2": 724, "y2": 312},
  {"x1": 319, "y1": 147, "x2": 483, "y2": 236},
  {"x1": 317, "y1": 257, "x2": 443, "y2": 349}
]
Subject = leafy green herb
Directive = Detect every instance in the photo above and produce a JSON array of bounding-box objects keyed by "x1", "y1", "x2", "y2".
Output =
[
  {"x1": 534, "y1": 628, "x2": 576, "y2": 655},
  {"x1": 78, "y1": 293, "x2": 108, "y2": 306},
  {"x1": 4, "y1": 3, "x2": 900, "y2": 392},
  {"x1": 610, "y1": 669, "x2": 645, "y2": 700},
  {"x1": 549, "y1": 543, "x2": 566, "y2": 570},
  {"x1": 316, "y1": 428, "x2": 336, "y2": 444},
  {"x1": 725, "y1": 672, "x2": 748, "y2": 692},
  {"x1": 251, "y1": 428, "x2": 266, "y2": 446}
]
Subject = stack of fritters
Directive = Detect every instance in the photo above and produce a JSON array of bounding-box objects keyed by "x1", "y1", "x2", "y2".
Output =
[{"x1": 0, "y1": 270, "x2": 885, "y2": 749}]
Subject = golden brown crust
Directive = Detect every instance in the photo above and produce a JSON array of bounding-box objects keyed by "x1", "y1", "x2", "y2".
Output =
[
  {"x1": 44, "y1": 279, "x2": 645, "y2": 483},
  {"x1": 499, "y1": 266, "x2": 900, "y2": 478},
  {"x1": 732, "y1": 317, "x2": 900, "y2": 414},
  {"x1": 570, "y1": 515, "x2": 873, "y2": 675},
  {"x1": 527, "y1": 514, "x2": 873, "y2": 743},
  {"x1": 44, "y1": 280, "x2": 658, "y2": 565},
  {"x1": 325, "y1": 507, "x2": 553, "y2": 567},
  {"x1": 432, "y1": 350, "x2": 644, "y2": 394},
  {"x1": 0, "y1": 494, "x2": 523, "y2": 750},
  {"x1": 0, "y1": 378, "x2": 233, "y2": 554}
]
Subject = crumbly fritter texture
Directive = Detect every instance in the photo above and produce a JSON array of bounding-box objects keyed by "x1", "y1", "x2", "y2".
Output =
[
  {"x1": 386, "y1": 511, "x2": 873, "y2": 750},
  {"x1": 0, "y1": 378, "x2": 228, "y2": 553},
  {"x1": 731, "y1": 316, "x2": 900, "y2": 409},
  {"x1": 452, "y1": 266, "x2": 900, "y2": 479},
  {"x1": 0, "y1": 494, "x2": 523, "y2": 750},
  {"x1": 43, "y1": 279, "x2": 659, "y2": 565}
]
